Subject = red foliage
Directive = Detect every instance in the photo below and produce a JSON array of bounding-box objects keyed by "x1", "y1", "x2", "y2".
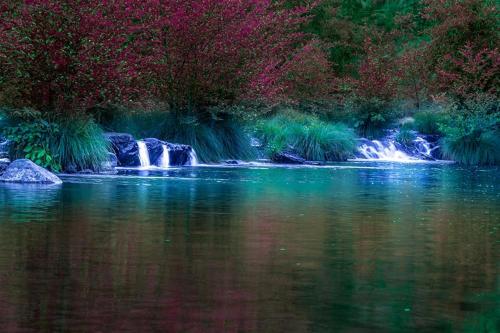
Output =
[
  {"x1": 396, "y1": 46, "x2": 431, "y2": 108},
  {"x1": 0, "y1": 0, "x2": 332, "y2": 112},
  {"x1": 137, "y1": 0, "x2": 331, "y2": 108},
  {"x1": 346, "y1": 36, "x2": 398, "y2": 101},
  {"x1": 421, "y1": 0, "x2": 498, "y2": 61},
  {"x1": 0, "y1": 0, "x2": 152, "y2": 112},
  {"x1": 437, "y1": 43, "x2": 499, "y2": 100}
]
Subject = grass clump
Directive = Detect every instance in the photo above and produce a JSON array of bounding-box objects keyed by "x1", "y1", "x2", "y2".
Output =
[
  {"x1": 256, "y1": 111, "x2": 357, "y2": 161},
  {"x1": 2, "y1": 108, "x2": 111, "y2": 172},
  {"x1": 440, "y1": 98, "x2": 499, "y2": 166},
  {"x1": 101, "y1": 105, "x2": 259, "y2": 163},
  {"x1": 54, "y1": 117, "x2": 110, "y2": 171},
  {"x1": 161, "y1": 114, "x2": 256, "y2": 163}
]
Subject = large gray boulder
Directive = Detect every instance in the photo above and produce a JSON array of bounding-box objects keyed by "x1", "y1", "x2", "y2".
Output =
[
  {"x1": 104, "y1": 132, "x2": 140, "y2": 167},
  {"x1": 0, "y1": 159, "x2": 62, "y2": 184}
]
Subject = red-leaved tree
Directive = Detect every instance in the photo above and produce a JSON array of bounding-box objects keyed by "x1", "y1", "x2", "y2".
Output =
[
  {"x1": 437, "y1": 43, "x2": 499, "y2": 100},
  {"x1": 0, "y1": 0, "x2": 149, "y2": 113},
  {"x1": 421, "y1": 0, "x2": 498, "y2": 69},
  {"x1": 136, "y1": 0, "x2": 331, "y2": 112}
]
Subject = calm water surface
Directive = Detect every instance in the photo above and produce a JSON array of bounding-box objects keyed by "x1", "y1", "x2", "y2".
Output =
[{"x1": 0, "y1": 163, "x2": 498, "y2": 332}]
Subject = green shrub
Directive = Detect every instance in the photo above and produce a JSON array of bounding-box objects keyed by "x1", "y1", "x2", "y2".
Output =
[
  {"x1": 54, "y1": 117, "x2": 110, "y2": 171},
  {"x1": 2, "y1": 109, "x2": 61, "y2": 171},
  {"x1": 414, "y1": 108, "x2": 447, "y2": 135},
  {"x1": 2, "y1": 109, "x2": 111, "y2": 172},
  {"x1": 440, "y1": 98, "x2": 499, "y2": 166},
  {"x1": 256, "y1": 112, "x2": 357, "y2": 161}
]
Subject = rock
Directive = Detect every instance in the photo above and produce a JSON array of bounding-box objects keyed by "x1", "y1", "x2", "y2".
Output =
[
  {"x1": 0, "y1": 159, "x2": 62, "y2": 184},
  {"x1": 224, "y1": 160, "x2": 240, "y2": 165},
  {"x1": 272, "y1": 152, "x2": 305, "y2": 164},
  {"x1": 167, "y1": 143, "x2": 193, "y2": 166},
  {"x1": 104, "y1": 133, "x2": 140, "y2": 167},
  {"x1": 0, "y1": 158, "x2": 10, "y2": 174},
  {"x1": 143, "y1": 138, "x2": 164, "y2": 165}
]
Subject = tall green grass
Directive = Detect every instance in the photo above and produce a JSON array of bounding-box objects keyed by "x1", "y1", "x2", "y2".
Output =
[
  {"x1": 2, "y1": 109, "x2": 111, "y2": 171},
  {"x1": 52, "y1": 117, "x2": 110, "y2": 171},
  {"x1": 256, "y1": 112, "x2": 357, "y2": 161},
  {"x1": 102, "y1": 107, "x2": 257, "y2": 163},
  {"x1": 161, "y1": 115, "x2": 257, "y2": 163},
  {"x1": 440, "y1": 98, "x2": 499, "y2": 166},
  {"x1": 441, "y1": 129, "x2": 500, "y2": 165}
]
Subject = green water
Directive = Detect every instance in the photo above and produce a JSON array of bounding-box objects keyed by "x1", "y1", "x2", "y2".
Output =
[{"x1": 0, "y1": 163, "x2": 498, "y2": 332}]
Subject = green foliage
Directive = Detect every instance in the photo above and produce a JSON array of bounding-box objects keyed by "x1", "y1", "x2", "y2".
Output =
[
  {"x1": 2, "y1": 108, "x2": 110, "y2": 172},
  {"x1": 345, "y1": 97, "x2": 398, "y2": 138},
  {"x1": 413, "y1": 108, "x2": 447, "y2": 135},
  {"x1": 2, "y1": 109, "x2": 61, "y2": 171},
  {"x1": 101, "y1": 105, "x2": 260, "y2": 163},
  {"x1": 440, "y1": 98, "x2": 500, "y2": 166},
  {"x1": 97, "y1": 106, "x2": 170, "y2": 140},
  {"x1": 162, "y1": 114, "x2": 257, "y2": 163},
  {"x1": 54, "y1": 117, "x2": 110, "y2": 171},
  {"x1": 256, "y1": 111, "x2": 357, "y2": 161}
]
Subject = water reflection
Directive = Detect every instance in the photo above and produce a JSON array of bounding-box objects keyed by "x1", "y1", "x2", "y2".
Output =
[
  {"x1": 0, "y1": 164, "x2": 498, "y2": 332},
  {"x1": 0, "y1": 183, "x2": 61, "y2": 223}
]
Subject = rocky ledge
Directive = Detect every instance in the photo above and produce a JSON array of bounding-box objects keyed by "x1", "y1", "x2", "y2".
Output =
[{"x1": 105, "y1": 133, "x2": 195, "y2": 167}]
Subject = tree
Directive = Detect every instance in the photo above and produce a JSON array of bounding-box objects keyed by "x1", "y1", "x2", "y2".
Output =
[
  {"x1": 437, "y1": 43, "x2": 499, "y2": 100},
  {"x1": 421, "y1": 0, "x2": 499, "y2": 68},
  {"x1": 0, "y1": 0, "x2": 147, "y2": 113},
  {"x1": 139, "y1": 0, "x2": 331, "y2": 114}
]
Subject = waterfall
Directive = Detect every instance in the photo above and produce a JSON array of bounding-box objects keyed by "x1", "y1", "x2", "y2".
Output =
[
  {"x1": 357, "y1": 140, "x2": 414, "y2": 161},
  {"x1": 414, "y1": 136, "x2": 439, "y2": 157},
  {"x1": 159, "y1": 144, "x2": 170, "y2": 168},
  {"x1": 354, "y1": 131, "x2": 439, "y2": 162},
  {"x1": 188, "y1": 149, "x2": 199, "y2": 166},
  {"x1": 137, "y1": 141, "x2": 151, "y2": 167}
]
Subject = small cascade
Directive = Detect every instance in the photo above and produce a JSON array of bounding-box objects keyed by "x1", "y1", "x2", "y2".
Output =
[
  {"x1": 137, "y1": 141, "x2": 151, "y2": 167},
  {"x1": 414, "y1": 136, "x2": 440, "y2": 158},
  {"x1": 354, "y1": 131, "x2": 440, "y2": 162},
  {"x1": 159, "y1": 144, "x2": 170, "y2": 168},
  {"x1": 188, "y1": 149, "x2": 199, "y2": 166},
  {"x1": 357, "y1": 140, "x2": 414, "y2": 161}
]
